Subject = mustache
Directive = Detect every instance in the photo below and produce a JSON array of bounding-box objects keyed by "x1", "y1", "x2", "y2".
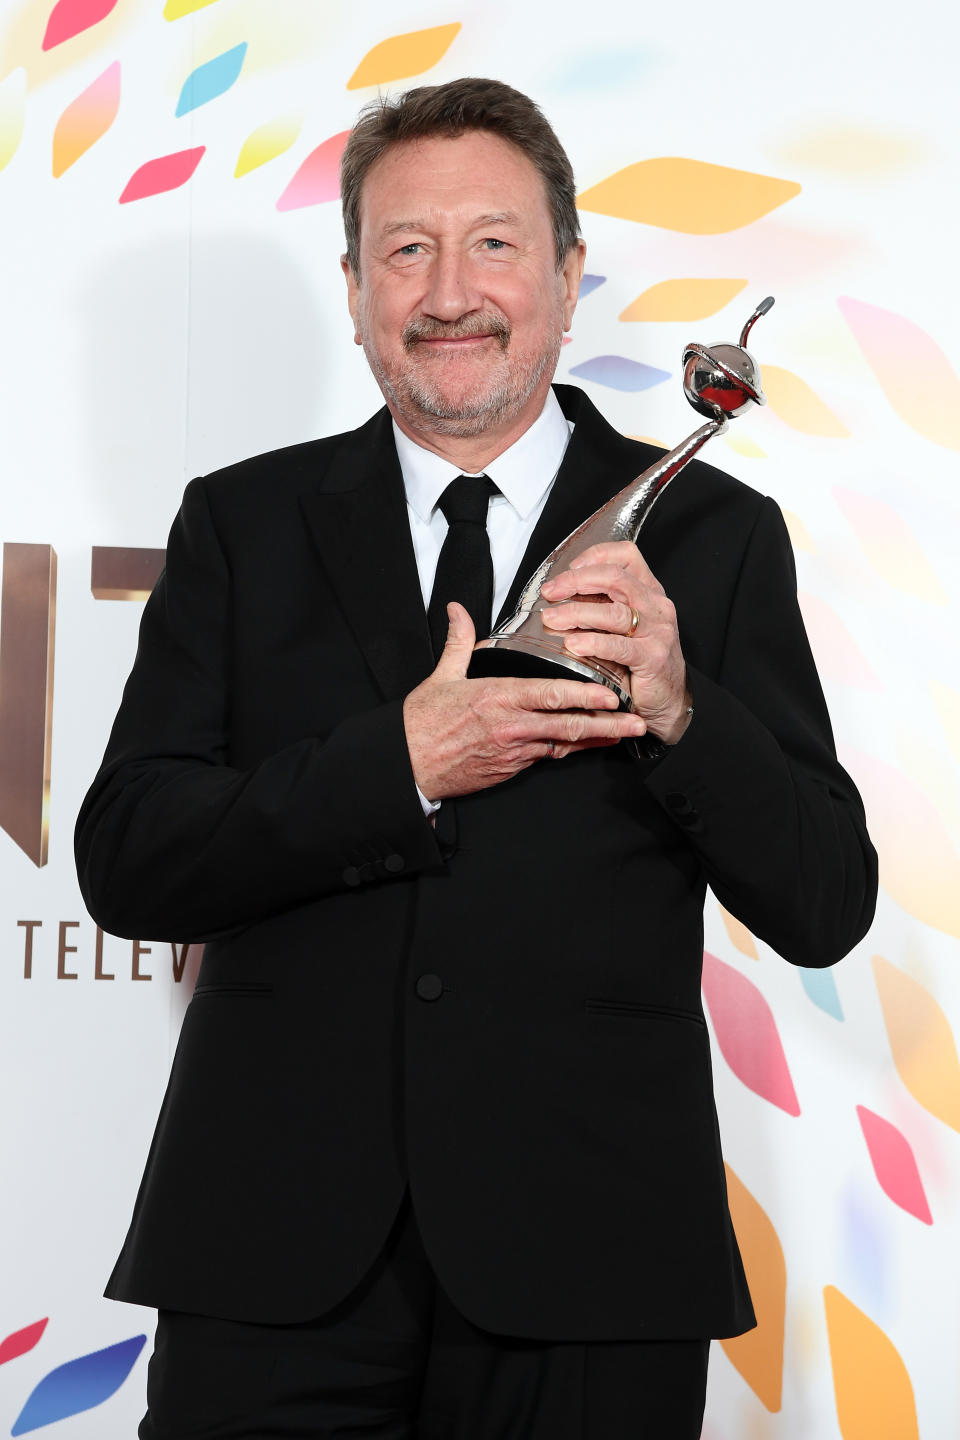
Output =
[{"x1": 403, "y1": 313, "x2": 511, "y2": 350}]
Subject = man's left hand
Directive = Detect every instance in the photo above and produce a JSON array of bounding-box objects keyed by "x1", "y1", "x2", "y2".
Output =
[{"x1": 540, "y1": 541, "x2": 692, "y2": 745}]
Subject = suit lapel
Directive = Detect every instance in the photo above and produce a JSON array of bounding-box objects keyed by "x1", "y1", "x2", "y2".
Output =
[
  {"x1": 299, "y1": 408, "x2": 435, "y2": 701},
  {"x1": 496, "y1": 385, "x2": 662, "y2": 626}
]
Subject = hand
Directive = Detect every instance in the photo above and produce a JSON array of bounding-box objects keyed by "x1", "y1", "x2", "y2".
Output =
[
  {"x1": 403, "y1": 602, "x2": 650, "y2": 801},
  {"x1": 539, "y1": 541, "x2": 692, "y2": 744}
]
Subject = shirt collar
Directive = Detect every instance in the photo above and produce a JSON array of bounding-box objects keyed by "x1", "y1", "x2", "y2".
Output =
[{"x1": 394, "y1": 387, "x2": 573, "y2": 524}]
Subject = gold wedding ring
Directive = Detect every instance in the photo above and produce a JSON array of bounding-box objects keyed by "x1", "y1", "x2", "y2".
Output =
[{"x1": 626, "y1": 607, "x2": 640, "y2": 638}]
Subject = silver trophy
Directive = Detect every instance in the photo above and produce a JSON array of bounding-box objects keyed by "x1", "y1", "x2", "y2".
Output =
[{"x1": 468, "y1": 296, "x2": 776, "y2": 708}]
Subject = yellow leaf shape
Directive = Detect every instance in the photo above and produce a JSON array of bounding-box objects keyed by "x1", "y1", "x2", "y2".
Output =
[
  {"x1": 824, "y1": 1287, "x2": 918, "y2": 1440},
  {"x1": 347, "y1": 23, "x2": 461, "y2": 90},
  {"x1": 931, "y1": 680, "x2": 960, "y2": 766},
  {"x1": 0, "y1": 67, "x2": 26, "y2": 175},
  {"x1": 235, "y1": 114, "x2": 301, "y2": 178},
  {"x1": 619, "y1": 278, "x2": 748, "y2": 322},
  {"x1": 797, "y1": 594, "x2": 881, "y2": 690},
  {"x1": 578, "y1": 158, "x2": 801, "y2": 234},
  {"x1": 843, "y1": 748, "x2": 960, "y2": 938},
  {"x1": 721, "y1": 1167, "x2": 785, "y2": 1411},
  {"x1": 719, "y1": 906, "x2": 758, "y2": 959},
  {"x1": 725, "y1": 433, "x2": 767, "y2": 460},
  {"x1": 164, "y1": 0, "x2": 220, "y2": 18},
  {"x1": 782, "y1": 126, "x2": 923, "y2": 175},
  {"x1": 833, "y1": 487, "x2": 946, "y2": 604},
  {"x1": 762, "y1": 366, "x2": 849, "y2": 437},
  {"x1": 781, "y1": 508, "x2": 813, "y2": 552},
  {"x1": 873, "y1": 955, "x2": 960, "y2": 1132}
]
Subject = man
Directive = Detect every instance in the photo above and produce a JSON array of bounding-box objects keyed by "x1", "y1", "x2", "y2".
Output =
[{"x1": 76, "y1": 78, "x2": 877, "y2": 1438}]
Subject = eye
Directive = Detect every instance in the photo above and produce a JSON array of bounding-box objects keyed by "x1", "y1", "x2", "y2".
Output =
[
  {"x1": 483, "y1": 238, "x2": 506, "y2": 251},
  {"x1": 398, "y1": 243, "x2": 423, "y2": 255}
]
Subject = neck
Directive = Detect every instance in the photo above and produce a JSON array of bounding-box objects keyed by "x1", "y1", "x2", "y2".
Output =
[{"x1": 388, "y1": 387, "x2": 552, "y2": 472}]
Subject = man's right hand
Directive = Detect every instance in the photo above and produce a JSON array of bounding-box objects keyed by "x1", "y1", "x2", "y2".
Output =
[{"x1": 402, "y1": 602, "x2": 650, "y2": 802}]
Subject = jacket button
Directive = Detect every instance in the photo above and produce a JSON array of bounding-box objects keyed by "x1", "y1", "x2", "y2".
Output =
[
  {"x1": 342, "y1": 866, "x2": 361, "y2": 887},
  {"x1": 665, "y1": 791, "x2": 692, "y2": 814},
  {"x1": 415, "y1": 973, "x2": 443, "y2": 1001},
  {"x1": 384, "y1": 853, "x2": 405, "y2": 873}
]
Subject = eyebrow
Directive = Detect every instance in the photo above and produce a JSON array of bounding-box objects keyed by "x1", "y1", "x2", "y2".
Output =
[{"x1": 378, "y1": 212, "x2": 522, "y2": 239}]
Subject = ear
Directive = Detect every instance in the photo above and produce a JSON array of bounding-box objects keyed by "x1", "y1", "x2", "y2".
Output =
[
  {"x1": 561, "y1": 239, "x2": 587, "y2": 331},
  {"x1": 341, "y1": 254, "x2": 363, "y2": 345}
]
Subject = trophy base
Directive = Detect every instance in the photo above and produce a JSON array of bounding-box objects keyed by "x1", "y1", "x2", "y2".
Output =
[{"x1": 468, "y1": 634, "x2": 632, "y2": 710}]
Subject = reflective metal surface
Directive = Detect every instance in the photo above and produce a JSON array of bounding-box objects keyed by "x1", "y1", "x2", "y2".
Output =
[{"x1": 468, "y1": 297, "x2": 775, "y2": 706}]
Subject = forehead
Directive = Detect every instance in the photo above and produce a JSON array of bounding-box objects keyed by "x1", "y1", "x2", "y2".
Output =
[{"x1": 359, "y1": 131, "x2": 551, "y2": 239}]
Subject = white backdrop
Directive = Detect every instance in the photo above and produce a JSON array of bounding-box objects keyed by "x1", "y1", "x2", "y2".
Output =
[{"x1": 2, "y1": 0, "x2": 959, "y2": 1435}]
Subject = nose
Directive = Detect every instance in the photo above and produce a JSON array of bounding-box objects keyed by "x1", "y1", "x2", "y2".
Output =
[{"x1": 421, "y1": 246, "x2": 482, "y2": 321}]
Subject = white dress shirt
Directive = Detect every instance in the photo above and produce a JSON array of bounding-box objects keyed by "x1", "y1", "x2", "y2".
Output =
[{"x1": 393, "y1": 388, "x2": 575, "y2": 814}]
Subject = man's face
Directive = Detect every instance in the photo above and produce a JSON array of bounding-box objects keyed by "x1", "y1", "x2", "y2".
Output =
[{"x1": 343, "y1": 130, "x2": 585, "y2": 440}]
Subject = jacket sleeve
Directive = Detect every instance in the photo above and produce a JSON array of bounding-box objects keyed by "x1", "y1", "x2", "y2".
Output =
[
  {"x1": 642, "y1": 495, "x2": 878, "y2": 967},
  {"x1": 74, "y1": 477, "x2": 444, "y2": 942}
]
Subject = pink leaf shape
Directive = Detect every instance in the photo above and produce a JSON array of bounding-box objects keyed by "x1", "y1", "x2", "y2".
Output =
[
  {"x1": 839, "y1": 296, "x2": 960, "y2": 453},
  {"x1": 42, "y1": 0, "x2": 119, "y2": 50},
  {"x1": 277, "y1": 130, "x2": 349, "y2": 212},
  {"x1": 797, "y1": 591, "x2": 882, "y2": 691},
  {"x1": 856, "y1": 1106, "x2": 932, "y2": 1224},
  {"x1": 0, "y1": 1319, "x2": 48, "y2": 1366},
  {"x1": 119, "y1": 147, "x2": 205, "y2": 204},
  {"x1": 701, "y1": 951, "x2": 800, "y2": 1115}
]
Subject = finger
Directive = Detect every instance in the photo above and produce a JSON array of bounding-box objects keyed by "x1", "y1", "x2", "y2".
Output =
[
  {"x1": 550, "y1": 735, "x2": 622, "y2": 759},
  {"x1": 542, "y1": 598, "x2": 641, "y2": 636},
  {"x1": 570, "y1": 541, "x2": 656, "y2": 581},
  {"x1": 515, "y1": 677, "x2": 622, "y2": 713},
  {"x1": 433, "y1": 601, "x2": 476, "y2": 680},
  {"x1": 542, "y1": 563, "x2": 655, "y2": 606}
]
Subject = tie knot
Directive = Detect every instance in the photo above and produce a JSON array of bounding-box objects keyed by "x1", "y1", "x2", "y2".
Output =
[{"x1": 437, "y1": 474, "x2": 497, "y2": 526}]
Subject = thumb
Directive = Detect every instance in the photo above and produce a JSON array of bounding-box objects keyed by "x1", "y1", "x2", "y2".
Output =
[{"x1": 433, "y1": 601, "x2": 476, "y2": 679}]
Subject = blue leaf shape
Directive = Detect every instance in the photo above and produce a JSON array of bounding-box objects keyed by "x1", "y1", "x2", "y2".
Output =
[
  {"x1": 176, "y1": 42, "x2": 247, "y2": 117},
  {"x1": 568, "y1": 355, "x2": 670, "y2": 392},
  {"x1": 799, "y1": 966, "x2": 845, "y2": 1020},
  {"x1": 12, "y1": 1335, "x2": 147, "y2": 1434},
  {"x1": 578, "y1": 273, "x2": 606, "y2": 299}
]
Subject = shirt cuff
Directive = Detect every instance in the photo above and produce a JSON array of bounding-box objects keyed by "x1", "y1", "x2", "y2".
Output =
[{"x1": 416, "y1": 783, "x2": 441, "y2": 819}]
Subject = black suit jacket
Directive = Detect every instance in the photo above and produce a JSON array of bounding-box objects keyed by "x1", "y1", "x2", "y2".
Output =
[{"x1": 75, "y1": 385, "x2": 877, "y2": 1340}]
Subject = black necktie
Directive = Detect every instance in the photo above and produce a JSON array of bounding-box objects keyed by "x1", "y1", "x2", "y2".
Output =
[{"x1": 427, "y1": 474, "x2": 498, "y2": 659}]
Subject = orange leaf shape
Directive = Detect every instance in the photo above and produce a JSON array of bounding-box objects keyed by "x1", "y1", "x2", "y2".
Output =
[
  {"x1": 781, "y1": 508, "x2": 813, "y2": 552},
  {"x1": 839, "y1": 296, "x2": 960, "y2": 452},
  {"x1": 52, "y1": 60, "x2": 120, "y2": 178},
  {"x1": 619, "y1": 278, "x2": 748, "y2": 322},
  {"x1": 797, "y1": 594, "x2": 881, "y2": 690},
  {"x1": 347, "y1": 24, "x2": 461, "y2": 89},
  {"x1": 578, "y1": 158, "x2": 801, "y2": 233},
  {"x1": 719, "y1": 905, "x2": 758, "y2": 959},
  {"x1": 873, "y1": 955, "x2": 960, "y2": 1132},
  {"x1": 762, "y1": 365, "x2": 850, "y2": 437},
  {"x1": 720, "y1": 1167, "x2": 786, "y2": 1411},
  {"x1": 824, "y1": 1286, "x2": 919, "y2": 1440},
  {"x1": 833, "y1": 486, "x2": 946, "y2": 604},
  {"x1": 843, "y1": 749, "x2": 960, "y2": 938}
]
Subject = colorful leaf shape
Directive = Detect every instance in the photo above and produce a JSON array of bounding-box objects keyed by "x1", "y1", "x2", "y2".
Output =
[
  {"x1": 838, "y1": 296, "x2": 960, "y2": 452},
  {"x1": 176, "y1": 42, "x2": 246, "y2": 118},
  {"x1": 782, "y1": 126, "x2": 922, "y2": 175},
  {"x1": 799, "y1": 966, "x2": 844, "y2": 1021},
  {"x1": 718, "y1": 905, "x2": 758, "y2": 959},
  {"x1": 873, "y1": 955, "x2": 960, "y2": 1132},
  {"x1": 119, "y1": 146, "x2": 205, "y2": 203},
  {"x1": 842, "y1": 1186, "x2": 886, "y2": 1313},
  {"x1": 724, "y1": 433, "x2": 767, "y2": 459},
  {"x1": 11, "y1": 1335, "x2": 147, "y2": 1435},
  {"x1": 842, "y1": 750, "x2": 960, "y2": 938},
  {"x1": 824, "y1": 1287, "x2": 919, "y2": 1440},
  {"x1": 164, "y1": 0, "x2": 220, "y2": 16},
  {"x1": 578, "y1": 273, "x2": 606, "y2": 299},
  {"x1": 0, "y1": 67, "x2": 26, "y2": 175},
  {"x1": 780, "y1": 509, "x2": 813, "y2": 552},
  {"x1": 235, "y1": 115, "x2": 301, "y2": 178},
  {"x1": 347, "y1": 23, "x2": 461, "y2": 89},
  {"x1": 833, "y1": 486, "x2": 947, "y2": 603},
  {"x1": 856, "y1": 1105, "x2": 931, "y2": 1223},
  {"x1": 720, "y1": 1166, "x2": 786, "y2": 1411},
  {"x1": 620, "y1": 278, "x2": 748, "y2": 322},
  {"x1": 52, "y1": 60, "x2": 120, "y2": 177},
  {"x1": 42, "y1": 0, "x2": 118, "y2": 50},
  {"x1": 797, "y1": 593, "x2": 881, "y2": 690},
  {"x1": 0, "y1": 1320, "x2": 48, "y2": 1367},
  {"x1": 577, "y1": 158, "x2": 801, "y2": 233},
  {"x1": 762, "y1": 365, "x2": 850, "y2": 437},
  {"x1": 701, "y1": 951, "x2": 800, "y2": 1115},
  {"x1": 567, "y1": 356, "x2": 670, "y2": 392},
  {"x1": 277, "y1": 130, "x2": 349, "y2": 211}
]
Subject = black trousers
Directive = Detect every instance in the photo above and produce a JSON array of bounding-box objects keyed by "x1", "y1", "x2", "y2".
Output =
[{"x1": 140, "y1": 1193, "x2": 709, "y2": 1439}]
